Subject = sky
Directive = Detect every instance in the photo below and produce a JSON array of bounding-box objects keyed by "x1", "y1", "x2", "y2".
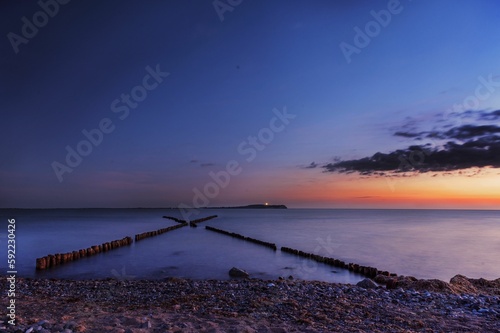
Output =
[{"x1": 1, "y1": 0, "x2": 500, "y2": 209}]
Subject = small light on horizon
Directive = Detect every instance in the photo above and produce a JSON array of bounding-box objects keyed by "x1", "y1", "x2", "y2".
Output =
[{"x1": 265, "y1": 202, "x2": 269, "y2": 206}]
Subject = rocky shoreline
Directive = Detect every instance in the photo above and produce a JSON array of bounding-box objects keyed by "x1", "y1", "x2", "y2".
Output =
[{"x1": 1, "y1": 275, "x2": 499, "y2": 333}]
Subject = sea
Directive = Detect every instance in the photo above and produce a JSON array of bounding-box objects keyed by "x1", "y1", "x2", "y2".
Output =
[{"x1": 1, "y1": 208, "x2": 499, "y2": 284}]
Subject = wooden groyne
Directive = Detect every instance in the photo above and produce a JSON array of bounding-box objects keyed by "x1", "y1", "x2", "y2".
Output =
[
  {"x1": 162, "y1": 216, "x2": 186, "y2": 224},
  {"x1": 35, "y1": 236, "x2": 133, "y2": 270},
  {"x1": 205, "y1": 226, "x2": 277, "y2": 250},
  {"x1": 281, "y1": 246, "x2": 397, "y2": 280},
  {"x1": 189, "y1": 215, "x2": 218, "y2": 227},
  {"x1": 134, "y1": 223, "x2": 187, "y2": 241},
  {"x1": 163, "y1": 215, "x2": 218, "y2": 227},
  {"x1": 34, "y1": 216, "x2": 217, "y2": 270}
]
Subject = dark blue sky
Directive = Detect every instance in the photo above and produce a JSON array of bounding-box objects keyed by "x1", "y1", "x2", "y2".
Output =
[{"x1": 2, "y1": 1, "x2": 500, "y2": 208}]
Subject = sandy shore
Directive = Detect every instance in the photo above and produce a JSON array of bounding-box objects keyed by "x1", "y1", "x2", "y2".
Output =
[{"x1": 1, "y1": 275, "x2": 500, "y2": 333}]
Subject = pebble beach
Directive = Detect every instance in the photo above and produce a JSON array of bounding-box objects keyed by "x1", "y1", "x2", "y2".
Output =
[{"x1": 1, "y1": 274, "x2": 500, "y2": 333}]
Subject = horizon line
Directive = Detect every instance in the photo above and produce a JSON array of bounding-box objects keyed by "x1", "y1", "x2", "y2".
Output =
[{"x1": 1, "y1": 207, "x2": 500, "y2": 212}]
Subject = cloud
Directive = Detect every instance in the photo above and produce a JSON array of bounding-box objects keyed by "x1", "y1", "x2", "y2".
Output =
[
  {"x1": 478, "y1": 110, "x2": 500, "y2": 121},
  {"x1": 300, "y1": 162, "x2": 319, "y2": 169},
  {"x1": 394, "y1": 131, "x2": 425, "y2": 138},
  {"x1": 440, "y1": 123, "x2": 500, "y2": 140},
  {"x1": 189, "y1": 159, "x2": 215, "y2": 168},
  {"x1": 395, "y1": 124, "x2": 500, "y2": 141},
  {"x1": 324, "y1": 110, "x2": 500, "y2": 176}
]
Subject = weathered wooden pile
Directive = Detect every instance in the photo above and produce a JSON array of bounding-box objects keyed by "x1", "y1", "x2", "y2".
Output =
[
  {"x1": 134, "y1": 223, "x2": 187, "y2": 241},
  {"x1": 281, "y1": 246, "x2": 397, "y2": 280},
  {"x1": 35, "y1": 215, "x2": 208, "y2": 271},
  {"x1": 205, "y1": 226, "x2": 277, "y2": 250},
  {"x1": 162, "y1": 216, "x2": 186, "y2": 223},
  {"x1": 200, "y1": 224, "x2": 399, "y2": 281},
  {"x1": 162, "y1": 215, "x2": 218, "y2": 227},
  {"x1": 189, "y1": 215, "x2": 218, "y2": 227},
  {"x1": 35, "y1": 236, "x2": 133, "y2": 270},
  {"x1": 36, "y1": 214, "x2": 400, "y2": 284}
]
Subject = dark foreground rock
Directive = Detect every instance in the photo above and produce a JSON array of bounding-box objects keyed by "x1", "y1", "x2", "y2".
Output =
[
  {"x1": 229, "y1": 267, "x2": 250, "y2": 278},
  {"x1": 0, "y1": 276, "x2": 499, "y2": 332},
  {"x1": 356, "y1": 278, "x2": 377, "y2": 289},
  {"x1": 375, "y1": 273, "x2": 500, "y2": 295}
]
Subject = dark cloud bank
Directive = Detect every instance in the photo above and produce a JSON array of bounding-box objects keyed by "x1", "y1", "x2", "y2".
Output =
[{"x1": 324, "y1": 110, "x2": 500, "y2": 176}]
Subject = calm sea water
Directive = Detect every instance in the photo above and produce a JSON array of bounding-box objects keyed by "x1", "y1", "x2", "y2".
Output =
[{"x1": 1, "y1": 209, "x2": 499, "y2": 283}]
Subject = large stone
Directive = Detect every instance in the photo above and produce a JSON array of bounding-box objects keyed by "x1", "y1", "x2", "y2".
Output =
[
  {"x1": 356, "y1": 278, "x2": 377, "y2": 289},
  {"x1": 449, "y1": 274, "x2": 500, "y2": 295},
  {"x1": 412, "y1": 279, "x2": 453, "y2": 293},
  {"x1": 229, "y1": 267, "x2": 249, "y2": 278},
  {"x1": 386, "y1": 278, "x2": 399, "y2": 290},
  {"x1": 393, "y1": 277, "x2": 453, "y2": 293},
  {"x1": 449, "y1": 274, "x2": 478, "y2": 294},
  {"x1": 374, "y1": 274, "x2": 391, "y2": 284}
]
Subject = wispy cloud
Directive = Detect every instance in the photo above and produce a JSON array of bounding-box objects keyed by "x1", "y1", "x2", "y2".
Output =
[
  {"x1": 189, "y1": 160, "x2": 216, "y2": 168},
  {"x1": 300, "y1": 162, "x2": 319, "y2": 169}
]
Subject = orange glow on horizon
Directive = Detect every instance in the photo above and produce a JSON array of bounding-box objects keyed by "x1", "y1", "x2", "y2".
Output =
[{"x1": 269, "y1": 169, "x2": 500, "y2": 209}]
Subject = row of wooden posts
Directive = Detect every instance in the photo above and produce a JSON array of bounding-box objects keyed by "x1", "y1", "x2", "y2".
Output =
[
  {"x1": 134, "y1": 215, "x2": 218, "y2": 242},
  {"x1": 205, "y1": 226, "x2": 398, "y2": 281},
  {"x1": 163, "y1": 215, "x2": 219, "y2": 227},
  {"x1": 189, "y1": 215, "x2": 218, "y2": 227},
  {"x1": 35, "y1": 236, "x2": 133, "y2": 270},
  {"x1": 135, "y1": 223, "x2": 187, "y2": 241},
  {"x1": 205, "y1": 226, "x2": 277, "y2": 250},
  {"x1": 162, "y1": 216, "x2": 186, "y2": 223},
  {"x1": 281, "y1": 246, "x2": 396, "y2": 279},
  {"x1": 35, "y1": 216, "x2": 197, "y2": 270},
  {"x1": 36, "y1": 217, "x2": 398, "y2": 282}
]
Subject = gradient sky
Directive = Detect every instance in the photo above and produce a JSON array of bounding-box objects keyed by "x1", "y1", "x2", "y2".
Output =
[{"x1": 2, "y1": 0, "x2": 500, "y2": 209}]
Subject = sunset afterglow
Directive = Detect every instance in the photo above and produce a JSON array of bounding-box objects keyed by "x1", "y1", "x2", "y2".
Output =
[{"x1": 2, "y1": 1, "x2": 500, "y2": 209}]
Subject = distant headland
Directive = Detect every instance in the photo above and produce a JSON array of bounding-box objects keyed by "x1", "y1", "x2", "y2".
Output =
[{"x1": 206, "y1": 204, "x2": 287, "y2": 209}]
